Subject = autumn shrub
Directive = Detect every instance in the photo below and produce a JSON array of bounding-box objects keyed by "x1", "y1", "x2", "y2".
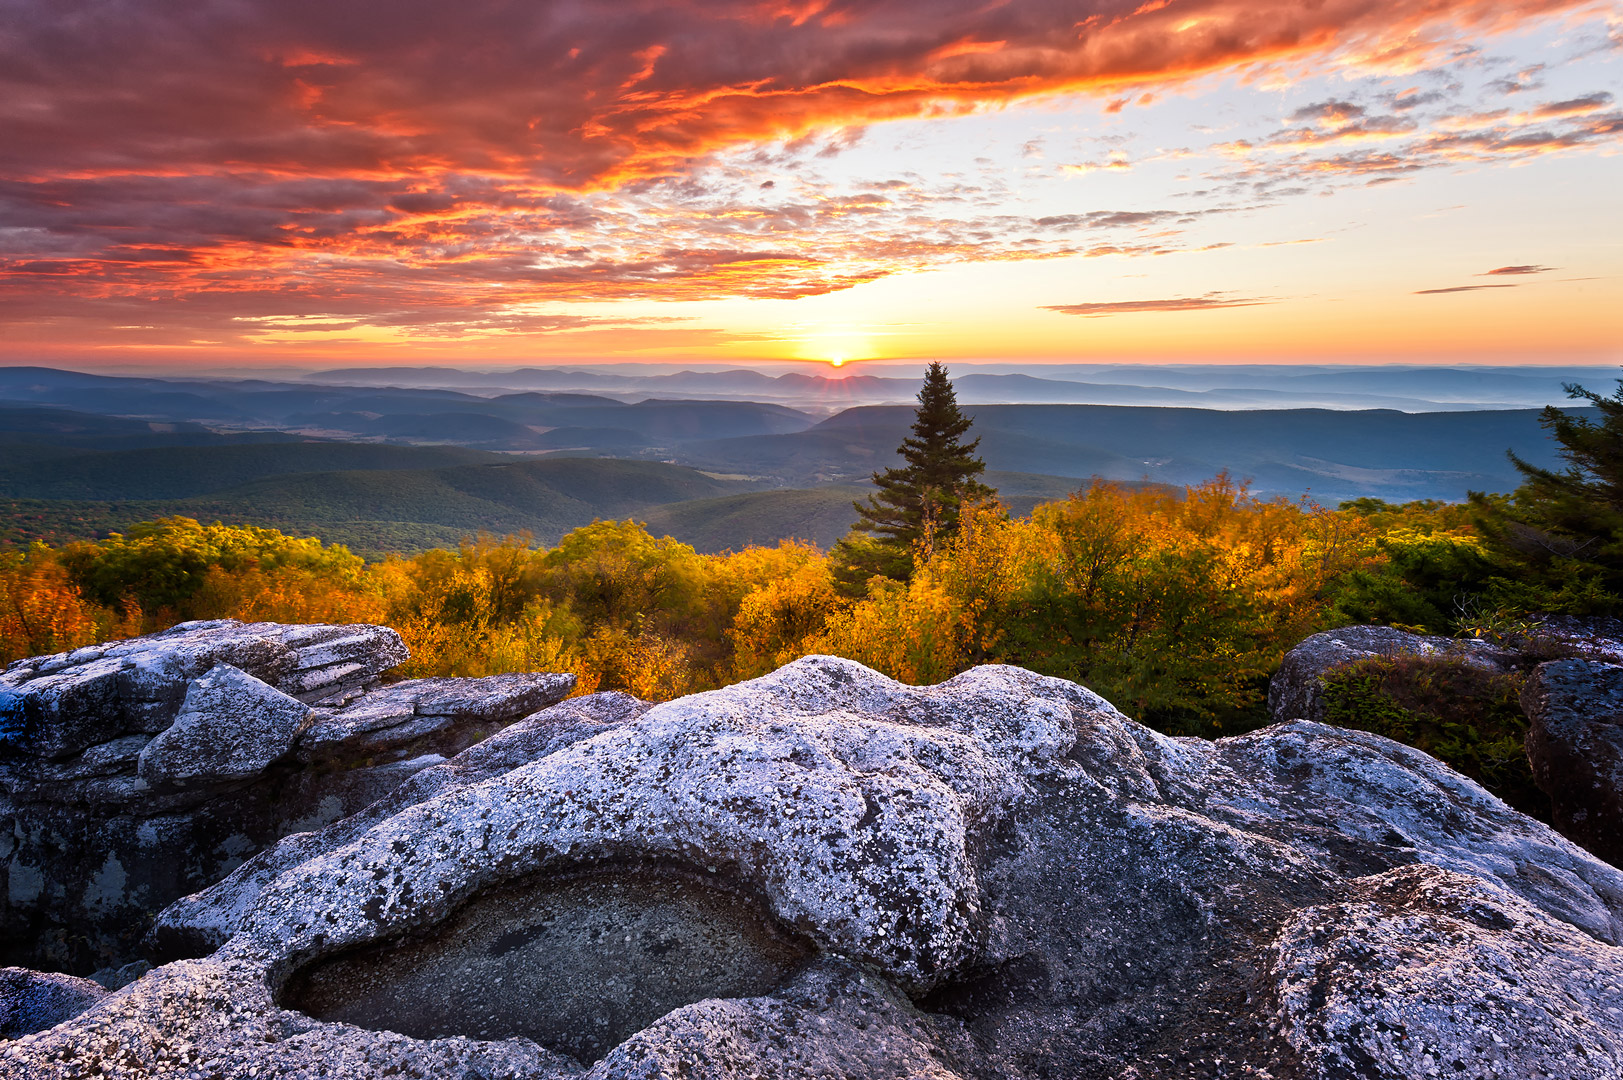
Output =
[
  {"x1": 1, "y1": 485, "x2": 1532, "y2": 733},
  {"x1": 0, "y1": 545, "x2": 139, "y2": 664},
  {"x1": 61, "y1": 516, "x2": 365, "y2": 622},
  {"x1": 816, "y1": 478, "x2": 1335, "y2": 734}
]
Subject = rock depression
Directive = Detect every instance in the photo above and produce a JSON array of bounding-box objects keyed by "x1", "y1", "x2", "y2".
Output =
[{"x1": 1, "y1": 644, "x2": 1620, "y2": 1078}]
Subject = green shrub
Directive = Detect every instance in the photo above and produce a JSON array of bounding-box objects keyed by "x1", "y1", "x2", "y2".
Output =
[{"x1": 1317, "y1": 655, "x2": 1546, "y2": 821}]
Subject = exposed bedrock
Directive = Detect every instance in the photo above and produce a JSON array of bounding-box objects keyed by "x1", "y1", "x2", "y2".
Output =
[
  {"x1": 5, "y1": 656, "x2": 1620, "y2": 1078},
  {"x1": 1267, "y1": 624, "x2": 1516, "y2": 725},
  {"x1": 1522, "y1": 658, "x2": 1623, "y2": 867},
  {"x1": 0, "y1": 621, "x2": 573, "y2": 973},
  {"x1": 0, "y1": 966, "x2": 106, "y2": 1040},
  {"x1": 1271, "y1": 619, "x2": 1623, "y2": 865}
]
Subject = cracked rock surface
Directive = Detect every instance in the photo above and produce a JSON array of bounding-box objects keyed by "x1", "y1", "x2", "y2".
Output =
[
  {"x1": 4, "y1": 655, "x2": 1619, "y2": 1078},
  {"x1": 0, "y1": 621, "x2": 572, "y2": 972}
]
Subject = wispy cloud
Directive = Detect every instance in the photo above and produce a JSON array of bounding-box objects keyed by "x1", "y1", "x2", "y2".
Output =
[
  {"x1": 1533, "y1": 92, "x2": 1615, "y2": 117},
  {"x1": 1413, "y1": 284, "x2": 1520, "y2": 294},
  {"x1": 1482, "y1": 264, "x2": 1555, "y2": 275},
  {"x1": 1042, "y1": 294, "x2": 1270, "y2": 316}
]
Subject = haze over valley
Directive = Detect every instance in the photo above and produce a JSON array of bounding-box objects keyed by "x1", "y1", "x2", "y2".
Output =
[{"x1": 0, "y1": 362, "x2": 1601, "y2": 555}]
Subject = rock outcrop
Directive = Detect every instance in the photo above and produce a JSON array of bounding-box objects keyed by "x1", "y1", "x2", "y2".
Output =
[
  {"x1": 1267, "y1": 624, "x2": 1513, "y2": 724},
  {"x1": 1272, "y1": 620, "x2": 1623, "y2": 866},
  {"x1": 1522, "y1": 658, "x2": 1623, "y2": 867},
  {"x1": 0, "y1": 967, "x2": 105, "y2": 1040},
  {"x1": 5, "y1": 656, "x2": 1619, "y2": 1079},
  {"x1": 0, "y1": 621, "x2": 573, "y2": 972}
]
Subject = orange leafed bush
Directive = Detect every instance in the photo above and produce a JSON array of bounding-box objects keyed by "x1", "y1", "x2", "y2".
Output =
[{"x1": 0, "y1": 486, "x2": 1483, "y2": 730}]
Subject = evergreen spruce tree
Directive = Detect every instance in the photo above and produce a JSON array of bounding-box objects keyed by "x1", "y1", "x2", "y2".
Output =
[
  {"x1": 831, "y1": 362, "x2": 995, "y2": 593},
  {"x1": 1470, "y1": 376, "x2": 1623, "y2": 614}
]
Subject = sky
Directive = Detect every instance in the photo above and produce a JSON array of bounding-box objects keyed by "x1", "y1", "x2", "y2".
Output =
[{"x1": 1, "y1": 0, "x2": 1619, "y2": 370}]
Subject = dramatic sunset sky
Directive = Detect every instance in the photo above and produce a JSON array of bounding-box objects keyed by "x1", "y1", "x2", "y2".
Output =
[{"x1": 1, "y1": 0, "x2": 1618, "y2": 369}]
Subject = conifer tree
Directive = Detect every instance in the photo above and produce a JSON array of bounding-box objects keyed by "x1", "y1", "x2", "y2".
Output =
[
  {"x1": 1471, "y1": 376, "x2": 1623, "y2": 613},
  {"x1": 831, "y1": 362, "x2": 995, "y2": 592}
]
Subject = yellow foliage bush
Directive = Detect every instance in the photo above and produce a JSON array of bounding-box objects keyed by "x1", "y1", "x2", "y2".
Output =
[{"x1": 0, "y1": 489, "x2": 1486, "y2": 732}]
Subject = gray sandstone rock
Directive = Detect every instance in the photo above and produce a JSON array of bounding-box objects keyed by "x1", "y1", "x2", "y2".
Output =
[
  {"x1": 296, "y1": 671, "x2": 577, "y2": 762},
  {"x1": 1270, "y1": 863, "x2": 1623, "y2": 1079},
  {"x1": 1268, "y1": 625, "x2": 1512, "y2": 724},
  {"x1": 0, "y1": 620, "x2": 405, "y2": 760},
  {"x1": 148, "y1": 691, "x2": 650, "y2": 959},
  {"x1": 137, "y1": 665, "x2": 310, "y2": 787},
  {"x1": 0, "y1": 622, "x2": 573, "y2": 973},
  {"x1": 0, "y1": 966, "x2": 106, "y2": 1039},
  {"x1": 1522, "y1": 657, "x2": 1623, "y2": 867},
  {"x1": 7, "y1": 656, "x2": 1618, "y2": 1079}
]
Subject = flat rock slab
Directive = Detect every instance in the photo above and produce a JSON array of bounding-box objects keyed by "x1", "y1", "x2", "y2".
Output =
[
  {"x1": 296, "y1": 672, "x2": 575, "y2": 761},
  {"x1": 0, "y1": 620, "x2": 405, "y2": 760},
  {"x1": 7, "y1": 656, "x2": 1622, "y2": 1080}
]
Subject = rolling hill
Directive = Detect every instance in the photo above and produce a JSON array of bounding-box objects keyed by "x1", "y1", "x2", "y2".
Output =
[
  {"x1": 677, "y1": 404, "x2": 1573, "y2": 503},
  {"x1": 0, "y1": 456, "x2": 765, "y2": 556},
  {"x1": 0, "y1": 441, "x2": 502, "y2": 501}
]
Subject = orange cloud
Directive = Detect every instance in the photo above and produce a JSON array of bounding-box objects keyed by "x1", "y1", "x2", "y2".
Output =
[
  {"x1": 1414, "y1": 284, "x2": 1519, "y2": 293},
  {"x1": 1, "y1": 0, "x2": 1603, "y2": 189},
  {"x1": 0, "y1": 0, "x2": 1612, "y2": 352},
  {"x1": 1042, "y1": 293, "x2": 1270, "y2": 315}
]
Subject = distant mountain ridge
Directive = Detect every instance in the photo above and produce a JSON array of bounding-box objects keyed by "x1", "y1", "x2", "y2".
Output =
[
  {"x1": 0, "y1": 364, "x2": 1599, "y2": 554},
  {"x1": 295, "y1": 362, "x2": 1600, "y2": 412},
  {"x1": 678, "y1": 403, "x2": 1576, "y2": 503}
]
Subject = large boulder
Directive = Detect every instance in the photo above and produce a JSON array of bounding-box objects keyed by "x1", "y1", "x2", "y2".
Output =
[
  {"x1": 1268, "y1": 624, "x2": 1513, "y2": 724},
  {"x1": 137, "y1": 665, "x2": 311, "y2": 788},
  {"x1": 0, "y1": 620, "x2": 407, "y2": 760},
  {"x1": 0, "y1": 621, "x2": 573, "y2": 973},
  {"x1": 8, "y1": 656, "x2": 1620, "y2": 1079},
  {"x1": 1522, "y1": 658, "x2": 1623, "y2": 867},
  {"x1": 0, "y1": 967, "x2": 105, "y2": 1040}
]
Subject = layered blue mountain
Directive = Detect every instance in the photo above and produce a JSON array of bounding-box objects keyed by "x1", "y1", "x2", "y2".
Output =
[{"x1": 0, "y1": 364, "x2": 1593, "y2": 554}]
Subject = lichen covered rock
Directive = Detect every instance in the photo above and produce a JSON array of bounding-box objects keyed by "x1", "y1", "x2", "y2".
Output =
[
  {"x1": 6, "y1": 655, "x2": 1619, "y2": 1079},
  {"x1": 137, "y1": 665, "x2": 310, "y2": 788},
  {"x1": 0, "y1": 966, "x2": 106, "y2": 1040},
  {"x1": 0, "y1": 621, "x2": 573, "y2": 972},
  {"x1": 1268, "y1": 624, "x2": 1512, "y2": 725}
]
